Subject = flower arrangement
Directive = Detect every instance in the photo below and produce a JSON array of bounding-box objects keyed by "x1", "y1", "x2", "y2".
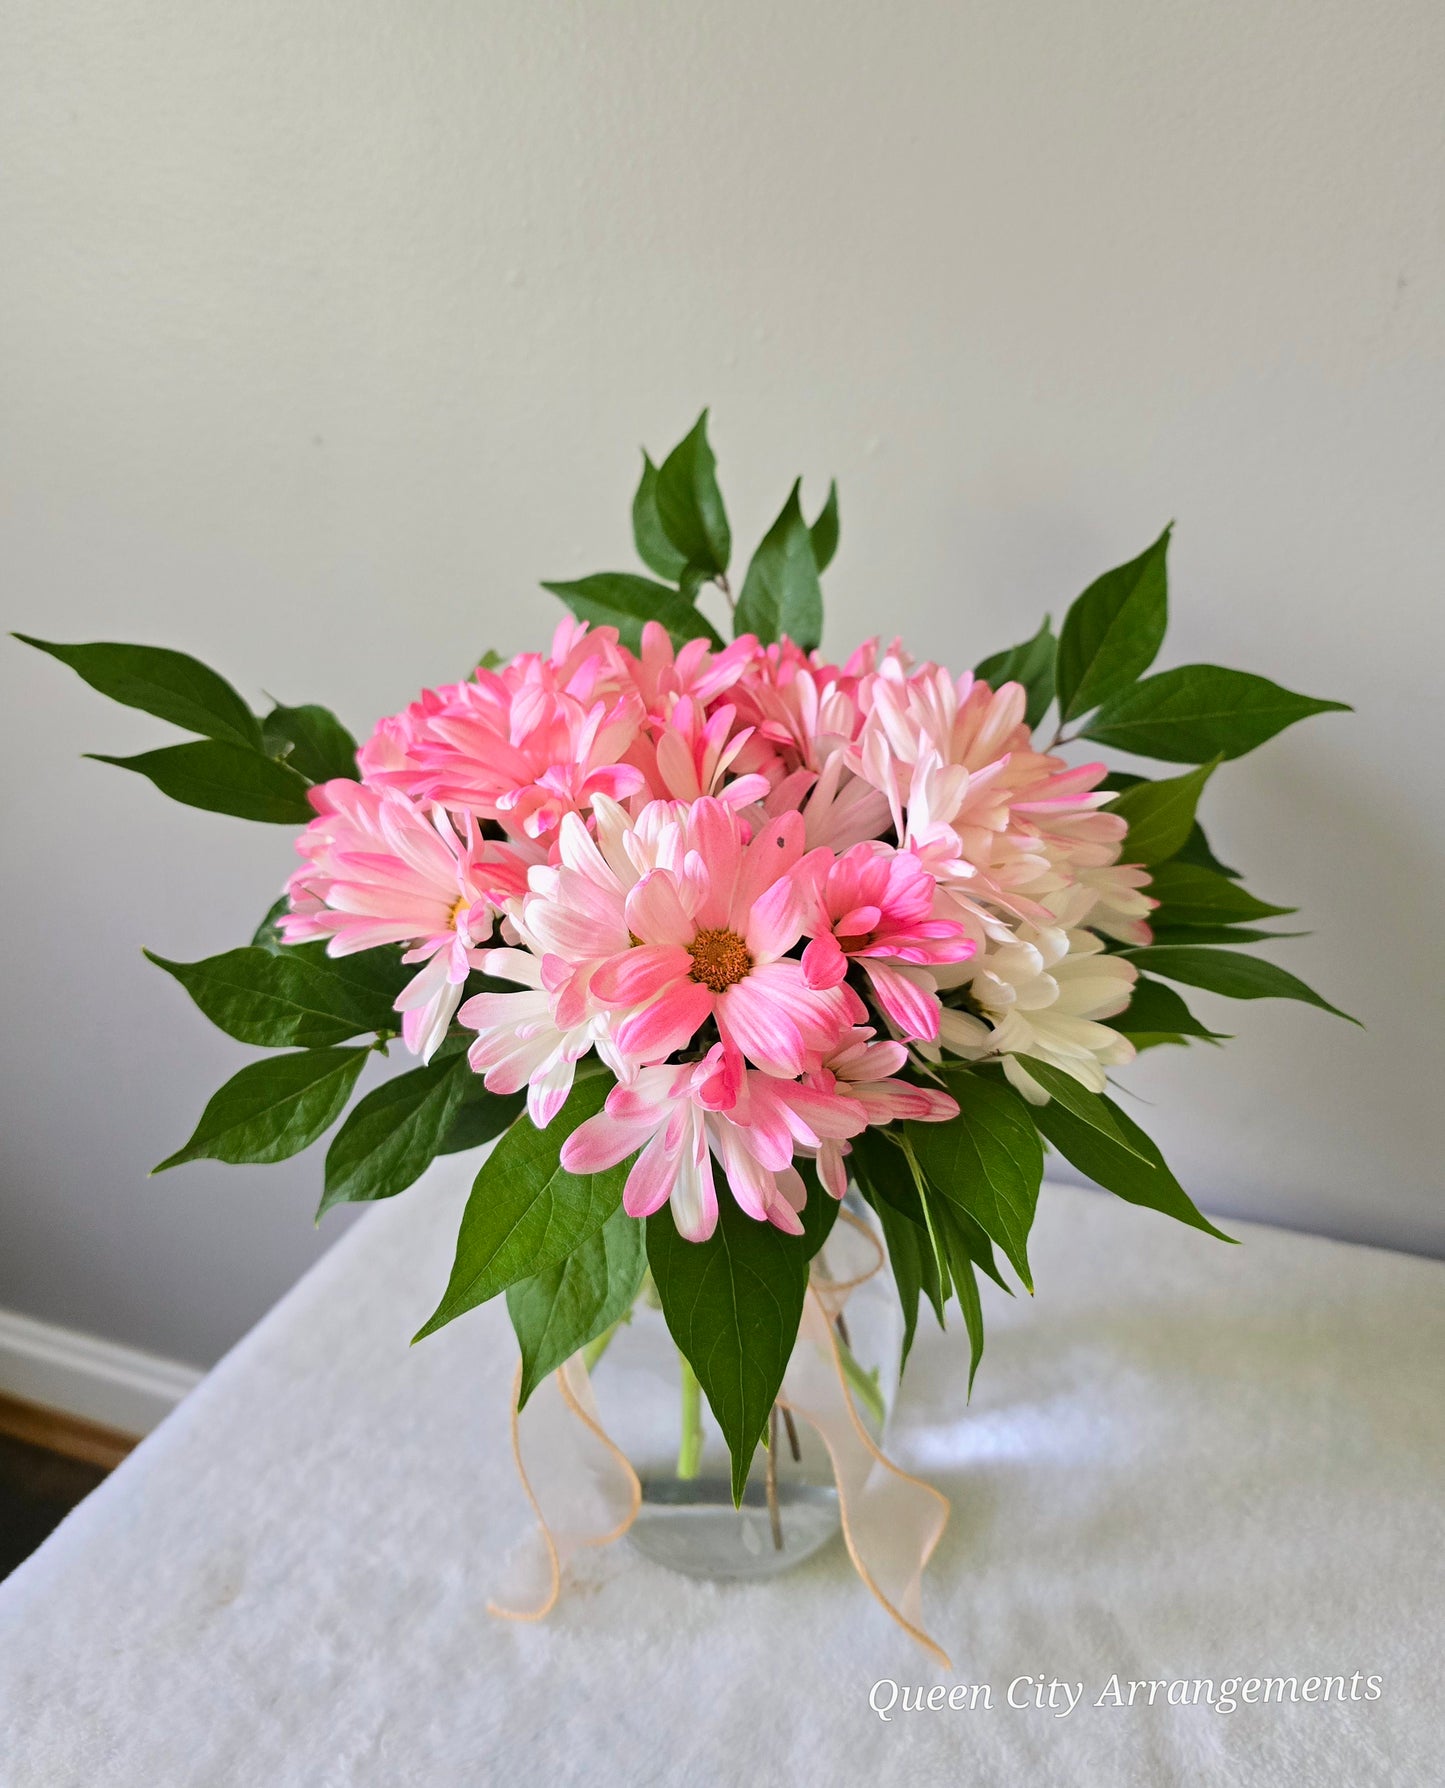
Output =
[{"x1": 19, "y1": 412, "x2": 1353, "y2": 1604}]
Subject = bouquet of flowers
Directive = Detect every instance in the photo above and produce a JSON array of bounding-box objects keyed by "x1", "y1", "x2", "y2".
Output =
[{"x1": 20, "y1": 412, "x2": 1352, "y2": 1612}]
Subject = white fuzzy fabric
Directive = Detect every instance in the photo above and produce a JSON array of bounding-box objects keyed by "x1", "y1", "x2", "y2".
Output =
[{"x1": 1, "y1": 1166, "x2": 1440, "y2": 1786}]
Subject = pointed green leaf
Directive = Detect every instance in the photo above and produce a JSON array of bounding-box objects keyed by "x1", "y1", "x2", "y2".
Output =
[
  {"x1": 975, "y1": 616, "x2": 1057, "y2": 731},
  {"x1": 87, "y1": 741, "x2": 314, "y2": 822},
  {"x1": 1148, "y1": 924, "x2": 1307, "y2": 947},
  {"x1": 1113, "y1": 973, "x2": 1228, "y2": 1042},
  {"x1": 850, "y1": 1132, "x2": 949, "y2": 1343},
  {"x1": 1056, "y1": 527, "x2": 1171, "y2": 721},
  {"x1": 1083, "y1": 665, "x2": 1351, "y2": 762},
  {"x1": 319, "y1": 1053, "x2": 471, "y2": 1214},
  {"x1": 632, "y1": 451, "x2": 689, "y2": 581},
  {"x1": 1008, "y1": 1058, "x2": 1151, "y2": 1158},
  {"x1": 1172, "y1": 819, "x2": 1240, "y2": 879},
  {"x1": 1145, "y1": 861, "x2": 1295, "y2": 927},
  {"x1": 654, "y1": 411, "x2": 730, "y2": 577},
  {"x1": 810, "y1": 480, "x2": 840, "y2": 572},
  {"x1": 261, "y1": 703, "x2": 359, "y2": 784},
  {"x1": 542, "y1": 572, "x2": 723, "y2": 653},
  {"x1": 944, "y1": 1238, "x2": 984, "y2": 1395},
  {"x1": 146, "y1": 943, "x2": 408, "y2": 1047},
  {"x1": 155, "y1": 1048, "x2": 367, "y2": 1170},
  {"x1": 414, "y1": 1076, "x2": 629, "y2": 1341},
  {"x1": 15, "y1": 635, "x2": 262, "y2": 751},
  {"x1": 1124, "y1": 945, "x2": 1359, "y2": 1022},
  {"x1": 1030, "y1": 1093, "x2": 1234, "y2": 1243},
  {"x1": 646, "y1": 1194, "x2": 809, "y2": 1506},
  {"x1": 794, "y1": 1158, "x2": 841, "y2": 1258},
  {"x1": 508, "y1": 1208, "x2": 648, "y2": 1407},
  {"x1": 906, "y1": 1073, "x2": 1043, "y2": 1292},
  {"x1": 734, "y1": 479, "x2": 824, "y2": 651},
  {"x1": 1107, "y1": 759, "x2": 1220, "y2": 865},
  {"x1": 436, "y1": 1079, "x2": 526, "y2": 1154}
]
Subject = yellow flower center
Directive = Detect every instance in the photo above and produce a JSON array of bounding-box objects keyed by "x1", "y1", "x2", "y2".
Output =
[
  {"x1": 450, "y1": 895, "x2": 470, "y2": 929},
  {"x1": 687, "y1": 928, "x2": 753, "y2": 993}
]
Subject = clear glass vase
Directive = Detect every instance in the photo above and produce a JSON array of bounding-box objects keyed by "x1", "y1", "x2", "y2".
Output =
[{"x1": 588, "y1": 1195, "x2": 901, "y2": 1582}]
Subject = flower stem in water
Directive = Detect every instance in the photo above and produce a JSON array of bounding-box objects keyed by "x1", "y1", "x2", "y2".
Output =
[{"x1": 677, "y1": 1354, "x2": 703, "y2": 1480}]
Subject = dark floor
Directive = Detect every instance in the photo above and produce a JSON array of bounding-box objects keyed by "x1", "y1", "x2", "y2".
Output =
[{"x1": 0, "y1": 1433, "x2": 107, "y2": 1579}]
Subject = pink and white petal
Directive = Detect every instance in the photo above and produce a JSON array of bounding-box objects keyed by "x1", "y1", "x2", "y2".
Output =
[
  {"x1": 560, "y1": 1108, "x2": 656, "y2": 1174},
  {"x1": 743, "y1": 870, "x2": 807, "y2": 963},
  {"x1": 614, "y1": 981, "x2": 714, "y2": 1062},
  {"x1": 864, "y1": 961, "x2": 943, "y2": 1043},
  {"x1": 624, "y1": 871, "x2": 698, "y2": 949},
  {"x1": 802, "y1": 933, "x2": 847, "y2": 990},
  {"x1": 715, "y1": 977, "x2": 808, "y2": 1076},
  {"x1": 669, "y1": 1130, "x2": 718, "y2": 1242},
  {"x1": 590, "y1": 944, "x2": 693, "y2": 1007},
  {"x1": 528, "y1": 1054, "x2": 580, "y2": 1130},
  {"x1": 622, "y1": 1128, "x2": 684, "y2": 1220}
]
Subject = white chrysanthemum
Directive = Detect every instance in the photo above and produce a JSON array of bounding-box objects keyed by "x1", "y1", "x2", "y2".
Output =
[{"x1": 935, "y1": 925, "x2": 1137, "y2": 1099}]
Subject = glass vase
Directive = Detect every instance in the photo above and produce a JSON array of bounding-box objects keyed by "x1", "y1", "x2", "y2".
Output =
[{"x1": 587, "y1": 1194, "x2": 901, "y2": 1582}]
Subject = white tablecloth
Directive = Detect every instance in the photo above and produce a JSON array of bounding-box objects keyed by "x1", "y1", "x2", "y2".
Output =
[{"x1": 1, "y1": 1167, "x2": 1441, "y2": 1786}]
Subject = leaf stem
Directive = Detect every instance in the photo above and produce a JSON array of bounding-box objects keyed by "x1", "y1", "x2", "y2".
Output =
[
  {"x1": 677, "y1": 1352, "x2": 703, "y2": 1480},
  {"x1": 581, "y1": 1318, "x2": 622, "y2": 1374},
  {"x1": 715, "y1": 573, "x2": 735, "y2": 614}
]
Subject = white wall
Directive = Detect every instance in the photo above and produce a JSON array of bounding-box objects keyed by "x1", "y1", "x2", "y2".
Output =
[{"x1": 2, "y1": 1, "x2": 1441, "y2": 1367}]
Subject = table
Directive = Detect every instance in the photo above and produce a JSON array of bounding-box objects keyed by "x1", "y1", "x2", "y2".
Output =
[{"x1": 1, "y1": 1166, "x2": 1440, "y2": 1785}]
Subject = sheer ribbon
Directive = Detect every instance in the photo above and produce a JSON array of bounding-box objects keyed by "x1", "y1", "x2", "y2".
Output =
[{"x1": 489, "y1": 1212, "x2": 951, "y2": 1665}]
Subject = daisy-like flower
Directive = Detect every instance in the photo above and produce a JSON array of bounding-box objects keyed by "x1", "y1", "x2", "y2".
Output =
[
  {"x1": 805, "y1": 1029, "x2": 960, "y2": 1197},
  {"x1": 281, "y1": 781, "x2": 534, "y2": 1060},
  {"x1": 559, "y1": 1045, "x2": 868, "y2": 1240},
  {"x1": 585, "y1": 798, "x2": 861, "y2": 1075},
  {"x1": 799, "y1": 840, "x2": 977, "y2": 1042},
  {"x1": 936, "y1": 925, "x2": 1137, "y2": 1098}
]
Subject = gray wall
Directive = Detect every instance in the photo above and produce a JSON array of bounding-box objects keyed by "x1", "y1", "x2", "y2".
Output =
[{"x1": 2, "y1": 2, "x2": 1442, "y2": 1367}]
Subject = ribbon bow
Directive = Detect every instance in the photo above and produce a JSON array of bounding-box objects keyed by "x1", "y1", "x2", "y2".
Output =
[{"x1": 488, "y1": 1211, "x2": 952, "y2": 1667}]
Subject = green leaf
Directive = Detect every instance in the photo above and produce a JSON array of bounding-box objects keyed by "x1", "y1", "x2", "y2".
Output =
[
  {"x1": 251, "y1": 895, "x2": 290, "y2": 951},
  {"x1": 154, "y1": 1048, "x2": 367, "y2": 1170},
  {"x1": 15, "y1": 635, "x2": 262, "y2": 751},
  {"x1": 1030, "y1": 1093, "x2": 1234, "y2": 1243},
  {"x1": 850, "y1": 1132, "x2": 949, "y2": 1343},
  {"x1": 632, "y1": 452, "x2": 689, "y2": 581},
  {"x1": 541, "y1": 573, "x2": 724, "y2": 653},
  {"x1": 87, "y1": 741, "x2": 314, "y2": 822},
  {"x1": 414, "y1": 1076, "x2": 630, "y2": 1341},
  {"x1": 975, "y1": 617, "x2": 1057, "y2": 731},
  {"x1": 1124, "y1": 946, "x2": 1359, "y2": 1023},
  {"x1": 734, "y1": 480, "x2": 824, "y2": 652},
  {"x1": 1107, "y1": 759, "x2": 1220, "y2": 865},
  {"x1": 1145, "y1": 861, "x2": 1295, "y2": 927},
  {"x1": 261, "y1": 703, "x2": 359, "y2": 784},
  {"x1": 146, "y1": 943, "x2": 408, "y2": 1047},
  {"x1": 1083, "y1": 665, "x2": 1351, "y2": 763},
  {"x1": 794, "y1": 1158, "x2": 841, "y2": 1259},
  {"x1": 436, "y1": 1079, "x2": 526, "y2": 1154},
  {"x1": 906, "y1": 1073, "x2": 1043, "y2": 1292},
  {"x1": 1148, "y1": 924, "x2": 1306, "y2": 947},
  {"x1": 507, "y1": 1208, "x2": 648, "y2": 1407},
  {"x1": 1172, "y1": 820, "x2": 1240, "y2": 880},
  {"x1": 810, "y1": 480, "x2": 840, "y2": 572},
  {"x1": 866, "y1": 1188, "x2": 928, "y2": 1373},
  {"x1": 1055, "y1": 527, "x2": 1171, "y2": 721},
  {"x1": 319, "y1": 1054, "x2": 471, "y2": 1215},
  {"x1": 1112, "y1": 973, "x2": 1228, "y2": 1042},
  {"x1": 1009, "y1": 1057, "x2": 1151, "y2": 1158},
  {"x1": 647, "y1": 1195, "x2": 809, "y2": 1505},
  {"x1": 654, "y1": 411, "x2": 731, "y2": 577},
  {"x1": 946, "y1": 1244, "x2": 984, "y2": 1395}
]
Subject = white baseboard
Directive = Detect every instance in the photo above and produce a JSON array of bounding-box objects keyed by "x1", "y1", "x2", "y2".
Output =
[{"x1": 0, "y1": 1308, "x2": 203, "y2": 1437}]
